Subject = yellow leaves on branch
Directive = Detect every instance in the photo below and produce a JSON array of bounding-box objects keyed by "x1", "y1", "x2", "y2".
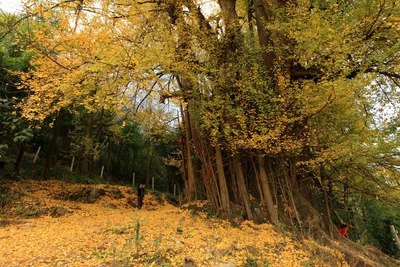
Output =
[
  {"x1": 21, "y1": 29, "x2": 125, "y2": 119},
  {"x1": 20, "y1": 0, "x2": 176, "y2": 122}
]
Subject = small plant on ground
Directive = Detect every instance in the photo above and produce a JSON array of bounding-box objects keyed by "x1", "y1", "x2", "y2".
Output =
[
  {"x1": 160, "y1": 261, "x2": 171, "y2": 267},
  {"x1": 245, "y1": 256, "x2": 258, "y2": 267},
  {"x1": 110, "y1": 225, "x2": 132, "y2": 235},
  {"x1": 135, "y1": 219, "x2": 141, "y2": 256},
  {"x1": 153, "y1": 235, "x2": 162, "y2": 249}
]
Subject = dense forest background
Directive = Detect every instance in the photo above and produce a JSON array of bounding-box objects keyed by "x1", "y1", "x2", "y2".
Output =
[{"x1": 0, "y1": 0, "x2": 399, "y2": 260}]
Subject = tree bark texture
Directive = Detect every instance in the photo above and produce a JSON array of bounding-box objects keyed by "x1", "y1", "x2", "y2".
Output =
[
  {"x1": 215, "y1": 146, "x2": 230, "y2": 212},
  {"x1": 233, "y1": 154, "x2": 253, "y2": 220},
  {"x1": 182, "y1": 106, "x2": 197, "y2": 201},
  {"x1": 257, "y1": 155, "x2": 279, "y2": 224}
]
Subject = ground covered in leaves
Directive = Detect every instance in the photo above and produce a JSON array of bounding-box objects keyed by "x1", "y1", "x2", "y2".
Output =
[{"x1": 0, "y1": 179, "x2": 349, "y2": 266}]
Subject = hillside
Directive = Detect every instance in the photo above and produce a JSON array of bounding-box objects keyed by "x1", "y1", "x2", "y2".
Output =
[{"x1": 0, "y1": 179, "x2": 397, "y2": 267}]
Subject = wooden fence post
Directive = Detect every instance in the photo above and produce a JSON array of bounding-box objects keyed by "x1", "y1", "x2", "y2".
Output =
[
  {"x1": 70, "y1": 157, "x2": 75, "y2": 173},
  {"x1": 100, "y1": 165, "x2": 104, "y2": 178},
  {"x1": 33, "y1": 146, "x2": 41, "y2": 164},
  {"x1": 390, "y1": 225, "x2": 400, "y2": 249},
  {"x1": 178, "y1": 187, "x2": 182, "y2": 204}
]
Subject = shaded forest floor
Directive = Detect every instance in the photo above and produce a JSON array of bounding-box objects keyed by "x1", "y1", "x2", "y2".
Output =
[{"x1": 0, "y1": 179, "x2": 397, "y2": 267}]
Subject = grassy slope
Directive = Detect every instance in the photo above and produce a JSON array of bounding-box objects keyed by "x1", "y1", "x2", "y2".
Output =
[{"x1": 0, "y1": 179, "x2": 396, "y2": 267}]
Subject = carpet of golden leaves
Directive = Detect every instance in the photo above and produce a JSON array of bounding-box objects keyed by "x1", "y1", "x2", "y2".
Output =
[{"x1": 0, "y1": 180, "x2": 348, "y2": 267}]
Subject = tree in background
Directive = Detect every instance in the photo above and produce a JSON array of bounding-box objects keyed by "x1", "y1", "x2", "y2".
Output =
[
  {"x1": 0, "y1": 11, "x2": 34, "y2": 175},
  {"x1": 1, "y1": 5, "x2": 180, "y2": 185}
]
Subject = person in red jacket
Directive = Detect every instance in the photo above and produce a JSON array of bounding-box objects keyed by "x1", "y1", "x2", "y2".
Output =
[{"x1": 339, "y1": 223, "x2": 348, "y2": 237}]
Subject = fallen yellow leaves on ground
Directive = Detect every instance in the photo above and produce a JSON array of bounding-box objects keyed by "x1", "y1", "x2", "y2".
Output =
[{"x1": 0, "y1": 180, "x2": 348, "y2": 266}]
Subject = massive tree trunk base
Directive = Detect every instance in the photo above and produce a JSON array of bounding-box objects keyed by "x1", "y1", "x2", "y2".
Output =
[{"x1": 179, "y1": 145, "x2": 336, "y2": 237}]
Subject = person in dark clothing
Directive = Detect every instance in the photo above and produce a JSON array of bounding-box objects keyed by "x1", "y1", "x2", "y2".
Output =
[{"x1": 137, "y1": 183, "x2": 145, "y2": 209}]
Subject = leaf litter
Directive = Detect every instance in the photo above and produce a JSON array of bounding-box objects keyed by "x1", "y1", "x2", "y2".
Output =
[{"x1": 0, "y1": 180, "x2": 347, "y2": 266}]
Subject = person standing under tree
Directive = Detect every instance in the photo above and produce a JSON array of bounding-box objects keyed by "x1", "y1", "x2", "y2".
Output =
[{"x1": 137, "y1": 183, "x2": 145, "y2": 209}]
